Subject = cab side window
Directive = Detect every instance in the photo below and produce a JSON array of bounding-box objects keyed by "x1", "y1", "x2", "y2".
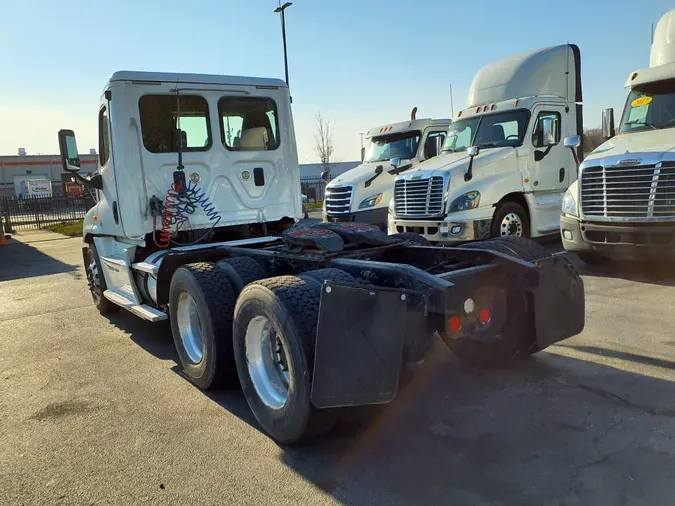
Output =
[
  {"x1": 99, "y1": 107, "x2": 110, "y2": 166},
  {"x1": 532, "y1": 111, "x2": 561, "y2": 148},
  {"x1": 424, "y1": 131, "x2": 447, "y2": 159}
]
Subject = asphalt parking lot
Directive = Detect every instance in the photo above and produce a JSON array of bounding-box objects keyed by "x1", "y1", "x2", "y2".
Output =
[{"x1": 2, "y1": 230, "x2": 675, "y2": 505}]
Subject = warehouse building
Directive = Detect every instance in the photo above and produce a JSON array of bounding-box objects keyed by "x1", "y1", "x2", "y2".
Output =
[{"x1": 0, "y1": 152, "x2": 98, "y2": 198}]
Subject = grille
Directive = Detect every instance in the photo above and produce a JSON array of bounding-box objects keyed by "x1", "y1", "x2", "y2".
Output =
[
  {"x1": 325, "y1": 185, "x2": 353, "y2": 215},
  {"x1": 394, "y1": 176, "x2": 445, "y2": 218},
  {"x1": 581, "y1": 163, "x2": 675, "y2": 220}
]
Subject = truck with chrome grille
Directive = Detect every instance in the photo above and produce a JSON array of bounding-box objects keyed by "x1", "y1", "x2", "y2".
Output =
[
  {"x1": 324, "y1": 113, "x2": 450, "y2": 229},
  {"x1": 60, "y1": 71, "x2": 584, "y2": 445},
  {"x1": 561, "y1": 9, "x2": 675, "y2": 263},
  {"x1": 389, "y1": 44, "x2": 583, "y2": 244}
]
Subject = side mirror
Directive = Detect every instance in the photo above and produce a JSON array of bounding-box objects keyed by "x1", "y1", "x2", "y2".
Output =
[
  {"x1": 541, "y1": 117, "x2": 559, "y2": 146},
  {"x1": 360, "y1": 147, "x2": 365, "y2": 162},
  {"x1": 564, "y1": 135, "x2": 581, "y2": 148},
  {"x1": 58, "y1": 129, "x2": 81, "y2": 172},
  {"x1": 388, "y1": 157, "x2": 412, "y2": 175},
  {"x1": 466, "y1": 146, "x2": 479, "y2": 157},
  {"x1": 602, "y1": 108, "x2": 615, "y2": 139},
  {"x1": 464, "y1": 146, "x2": 479, "y2": 182},
  {"x1": 390, "y1": 157, "x2": 401, "y2": 168}
]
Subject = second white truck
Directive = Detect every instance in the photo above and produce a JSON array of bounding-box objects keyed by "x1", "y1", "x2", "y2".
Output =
[
  {"x1": 388, "y1": 44, "x2": 583, "y2": 243},
  {"x1": 324, "y1": 114, "x2": 450, "y2": 229}
]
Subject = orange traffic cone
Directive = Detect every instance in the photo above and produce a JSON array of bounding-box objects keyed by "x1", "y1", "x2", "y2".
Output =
[{"x1": 0, "y1": 234, "x2": 6, "y2": 246}]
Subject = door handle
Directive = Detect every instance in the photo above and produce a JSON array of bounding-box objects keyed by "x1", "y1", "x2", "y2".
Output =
[
  {"x1": 112, "y1": 201, "x2": 119, "y2": 224},
  {"x1": 253, "y1": 167, "x2": 265, "y2": 187},
  {"x1": 559, "y1": 167, "x2": 565, "y2": 183}
]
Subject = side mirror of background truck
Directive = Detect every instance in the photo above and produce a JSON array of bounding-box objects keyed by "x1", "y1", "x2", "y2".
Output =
[
  {"x1": 464, "y1": 146, "x2": 480, "y2": 181},
  {"x1": 602, "y1": 108, "x2": 616, "y2": 139},
  {"x1": 564, "y1": 135, "x2": 581, "y2": 171},
  {"x1": 388, "y1": 157, "x2": 413, "y2": 175},
  {"x1": 541, "y1": 117, "x2": 559, "y2": 146}
]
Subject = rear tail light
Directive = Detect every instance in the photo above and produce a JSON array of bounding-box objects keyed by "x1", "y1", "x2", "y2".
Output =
[
  {"x1": 479, "y1": 308, "x2": 492, "y2": 325},
  {"x1": 448, "y1": 315, "x2": 462, "y2": 333}
]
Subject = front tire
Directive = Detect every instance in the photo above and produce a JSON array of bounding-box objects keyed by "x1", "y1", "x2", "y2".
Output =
[
  {"x1": 169, "y1": 262, "x2": 237, "y2": 389},
  {"x1": 491, "y1": 202, "x2": 530, "y2": 238},
  {"x1": 233, "y1": 275, "x2": 339, "y2": 443}
]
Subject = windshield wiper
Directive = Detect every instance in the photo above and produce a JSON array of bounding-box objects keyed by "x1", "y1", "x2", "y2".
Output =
[{"x1": 624, "y1": 120, "x2": 658, "y2": 130}]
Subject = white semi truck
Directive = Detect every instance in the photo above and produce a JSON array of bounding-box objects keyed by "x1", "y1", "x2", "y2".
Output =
[
  {"x1": 561, "y1": 9, "x2": 675, "y2": 263},
  {"x1": 324, "y1": 114, "x2": 450, "y2": 229},
  {"x1": 59, "y1": 70, "x2": 584, "y2": 443},
  {"x1": 388, "y1": 44, "x2": 583, "y2": 243}
]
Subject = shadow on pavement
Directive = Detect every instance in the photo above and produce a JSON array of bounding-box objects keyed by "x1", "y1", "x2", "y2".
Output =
[
  {"x1": 106, "y1": 298, "x2": 675, "y2": 505},
  {"x1": 276, "y1": 344, "x2": 675, "y2": 506},
  {"x1": 0, "y1": 239, "x2": 76, "y2": 281},
  {"x1": 575, "y1": 255, "x2": 675, "y2": 287},
  {"x1": 558, "y1": 344, "x2": 675, "y2": 372}
]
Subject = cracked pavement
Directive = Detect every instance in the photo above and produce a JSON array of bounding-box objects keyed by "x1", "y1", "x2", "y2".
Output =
[{"x1": 2, "y1": 231, "x2": 675, "y2": 505}]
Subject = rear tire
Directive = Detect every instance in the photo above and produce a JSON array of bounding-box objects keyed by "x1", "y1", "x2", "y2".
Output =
[
  {"x1": 233, "y1": 275, "x2": 339, "y2": 443},
  {"x1": 84, "y1": 244, "x2": 120, "y2": 315},
  {"x1": 441, "y1": 237, "x2": 551, "y2": 367},
  {"x1": 216, "y1": 256, "x2": 270, "y2": 293},
  {"x1": 169, "y1": 262, "x2": 237, "y2": 389},
  {"x1": 391, "y1": 232, "x2": 431, "y2": 246},
  {"x1": 491, "y1": 202, "x2": 530, "y2": 238}
]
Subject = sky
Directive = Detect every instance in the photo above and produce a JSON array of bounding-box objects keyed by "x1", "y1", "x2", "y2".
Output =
[{"x1": 0, "y1": 0, "x2": 672, "y2": 163}]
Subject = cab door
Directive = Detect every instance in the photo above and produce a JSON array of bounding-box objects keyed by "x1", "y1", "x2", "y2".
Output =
[
  {"x1": 96, "y1": 104, "x2": 125, "y2": 236},
  {"x1": 528, "y1": 104, "x2": 571, "y2": 234},
  {"x1": 530, "y1": 105, "x2": 570, "y2": 193},
  {"x1": 419, "y1": 129, "x2": 447, "y2": 162}
]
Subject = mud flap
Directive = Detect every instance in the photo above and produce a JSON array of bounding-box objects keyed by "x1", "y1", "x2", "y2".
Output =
[
  {"x1": 311, "y1": 282, "x2": 407, "y2": 409},
  {"x1": 533, "y1": 255, "x2": 585, "y2": 349}
]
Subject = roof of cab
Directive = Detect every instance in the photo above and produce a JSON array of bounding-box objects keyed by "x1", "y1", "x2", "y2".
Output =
[
  {"x1": 366, "y1": 118, "x2": 451, "y2": 138},
  {"x1": 109, "y1": 71, "x2": 287, "y2": 88}
]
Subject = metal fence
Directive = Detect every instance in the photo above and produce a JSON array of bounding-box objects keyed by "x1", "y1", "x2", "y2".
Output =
[
  {"x1": 301, "y1": 177, "x2": 332, "y2": 203},
  {"x1": 0, "y1": 195, "x2": 96, "y2": 232}
]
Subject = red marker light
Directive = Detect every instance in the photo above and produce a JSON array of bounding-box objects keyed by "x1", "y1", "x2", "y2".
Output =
[
  {"x1": 449, "y1": 315, "x2": 462, "y2": 333},
  {"x1": 479, "y1": 308, "x2": 492, "y2": 325}
]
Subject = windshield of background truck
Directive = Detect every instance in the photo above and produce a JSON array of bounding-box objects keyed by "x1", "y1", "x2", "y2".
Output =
[
  {"x1": 365, "y1": 131, "x2": 421, "y2": 162},
  {"x1": 442, "y1": 110, "x2": 530, "y2": 152},
  {"x1": 620, "y1": 79, "x2": 675, "y2": 133}
]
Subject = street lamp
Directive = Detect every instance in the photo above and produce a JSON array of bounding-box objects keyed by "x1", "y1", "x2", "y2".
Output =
[{"x1": 274, "y1": 2, "x2": 293, "y2": 87}]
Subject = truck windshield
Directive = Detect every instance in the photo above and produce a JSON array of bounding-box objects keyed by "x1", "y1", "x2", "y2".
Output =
[
  {"x1": 620, "y1": 79, "x2": 675, "y2": 133},
  {"x1": 365, "y1": 131, "x2": 421, "y2": 162},
  {"x1": 442, "y1": 109, "x2": 530, "y2": 152}
]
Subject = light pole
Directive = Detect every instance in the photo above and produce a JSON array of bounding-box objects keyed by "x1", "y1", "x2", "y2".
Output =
[
  {"x1": 274, "y1": 2, "x2": 293, "y2": 88},
  {"x1": 359, "y1": 132, "x2": 365, "y2": 162}
]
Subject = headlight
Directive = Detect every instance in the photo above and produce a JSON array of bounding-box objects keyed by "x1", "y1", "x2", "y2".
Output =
[
  {"x1": 448, "y1": 191, "x2": 480, "y2": 213},
  {"x1": 388, "y1": 198, "x2": 395, "y2": 216},
  {"x1": 562, "y1": 189, "x2": 578, "y2": 217},
  {"x1": 359, "y1": 193, "x2": 383, "y2": 209}
]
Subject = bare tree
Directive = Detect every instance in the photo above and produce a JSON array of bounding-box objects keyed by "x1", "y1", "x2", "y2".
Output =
[
  {"x1": 583, "y1": 128, "x2": 604, "y2": 153},
  {"x1": 314, "y1": 113, "x2": 335, "y2": 181}
]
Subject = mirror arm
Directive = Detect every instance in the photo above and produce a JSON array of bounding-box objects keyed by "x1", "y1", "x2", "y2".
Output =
[
  {"x1": 365, "y1": 165, "x2": 384, "y2": 188},
  {"x1": 73, "y1": 172, "x2": 103, "y2": 190},
  {"x1": 464, "y1": 156, "x2": 475, "y2": 182}
]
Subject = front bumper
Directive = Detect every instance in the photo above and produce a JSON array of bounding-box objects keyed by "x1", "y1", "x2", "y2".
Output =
[
  {"x1": 389, "y1": 216, "x2": 492, "y2": 243},
  {"x1": 325, "y1": 207, "x2": 389, "y2": 230},
  {"x1": 561, "y1": 214, "x2": 675, "y2": 259}
]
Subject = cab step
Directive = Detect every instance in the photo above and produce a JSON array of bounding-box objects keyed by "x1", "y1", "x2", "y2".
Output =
[{"x1": 103, "y1": 288, "x2": 167, "y2": 322}]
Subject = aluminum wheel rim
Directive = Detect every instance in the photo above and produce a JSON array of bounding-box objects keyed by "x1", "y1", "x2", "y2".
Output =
[
  {"x1": 245, "y1": 315, "x2": 292, "y2": 410},
  {"x1": 176, "y1": 292, "x2": 205, "y2": 364},
  {"x1": 499, "y1": 212, "x2": 523, "y2": 237},
  {"x1": 86, "y1": 252, "x2": 102, "y2": 303}
]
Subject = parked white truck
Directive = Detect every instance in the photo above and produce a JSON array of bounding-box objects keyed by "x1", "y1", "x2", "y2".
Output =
[
  {"x1": 324, "y1": 113, "x2": 450, "y2": 229},
  {"x1": 561, "y1": 9, "x2": 675, "y2": 262},
  {"x1": 59, "y1": 70, "x2": 584, "y2": 443},
  {"x1": 388, "y1": 44, "x2": 583, "y2": 243}
]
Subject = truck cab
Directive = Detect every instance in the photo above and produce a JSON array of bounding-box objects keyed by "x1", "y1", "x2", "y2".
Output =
[
  {"x1": 388, "y1": 44, "x2": 582, "y2": 243},
  {"x1": 561, "y1": 9, "x2": 675, "y2": 262},
  {"x1": 324, "y1": 117, "x2": 450, "y2": 229}
]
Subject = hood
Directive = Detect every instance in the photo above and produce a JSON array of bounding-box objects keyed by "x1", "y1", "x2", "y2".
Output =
[
  {"x1": 328, "y1": 162, "x2": 394, "y2": 187},
  {"x1": 405, "y1": 147, "x2": 515, "y2": 180},
  {"x1": 585, "y1": 129, "x2": 675, "y2": 165}
]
